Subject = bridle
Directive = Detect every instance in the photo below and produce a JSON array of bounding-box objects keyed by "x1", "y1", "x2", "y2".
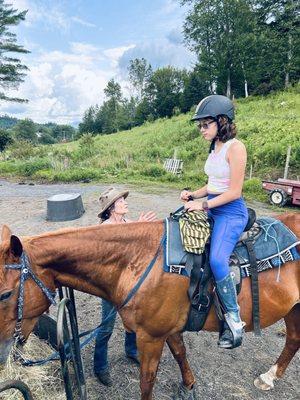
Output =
[{"x1": 5, "y1": 252, "x2": 56, "y2": 345}]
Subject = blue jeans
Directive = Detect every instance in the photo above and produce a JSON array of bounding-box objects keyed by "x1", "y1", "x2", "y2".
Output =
[
  {"x1": 93, "y1": 299, "x2": 138, "y2": 374},
  {"x1": 208, "y1": 195, "x2": 248, "y2": 282}
]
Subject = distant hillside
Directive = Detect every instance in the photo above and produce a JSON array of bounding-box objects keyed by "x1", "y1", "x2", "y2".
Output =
[
  {"x1": 0, "y1": 86, "x2": 299, "y2": 203},
  {"x1": 0, "y1": 115, "x2": 19, "y2": 129}
]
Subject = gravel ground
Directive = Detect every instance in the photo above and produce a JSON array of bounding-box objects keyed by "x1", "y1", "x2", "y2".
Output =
[{"x1": 0, "y1": 178, "x2": 299, "y2": 400}]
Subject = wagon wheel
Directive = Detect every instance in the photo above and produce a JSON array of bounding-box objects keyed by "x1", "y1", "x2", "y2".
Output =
[{"x1": 269, "y1": 189, "x2": 288, "y2": 207}]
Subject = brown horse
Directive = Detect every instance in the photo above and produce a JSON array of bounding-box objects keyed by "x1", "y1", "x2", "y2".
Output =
[{"x1": 0, "y1": 213, "x2": 299, "y2": 400}]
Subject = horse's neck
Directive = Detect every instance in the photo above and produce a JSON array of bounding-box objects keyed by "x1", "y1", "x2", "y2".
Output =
[{"x1": 26, "y1": 221, "x2": 164, "y2": 305}]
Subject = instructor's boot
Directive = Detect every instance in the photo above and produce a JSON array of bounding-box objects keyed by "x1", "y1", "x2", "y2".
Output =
[{"x1": 216, "y1": 273, "x2": 245, "y2": 349}]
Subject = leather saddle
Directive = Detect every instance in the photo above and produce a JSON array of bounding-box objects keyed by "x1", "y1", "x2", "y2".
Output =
[{"x1": 166, "y1": 207, "x2": 257, "y2": 269}]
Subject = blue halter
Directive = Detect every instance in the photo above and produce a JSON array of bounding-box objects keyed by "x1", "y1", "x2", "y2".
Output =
[{"x1": 5, "y1": 251, "x2": 56, "y2": 345}]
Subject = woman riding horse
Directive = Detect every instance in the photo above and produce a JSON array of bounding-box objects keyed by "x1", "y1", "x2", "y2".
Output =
[{"x1": 181, "y1": 95, "x2": 248, "y2": 349}]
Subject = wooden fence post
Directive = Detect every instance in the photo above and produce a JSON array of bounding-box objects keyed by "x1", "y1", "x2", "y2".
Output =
[{"x1": 283, "y1": 145, "x2": 291, "y2": 179}]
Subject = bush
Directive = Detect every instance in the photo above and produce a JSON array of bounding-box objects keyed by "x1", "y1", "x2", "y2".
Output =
[
  {"x1": 39, "y1": 132, "x2": 57, "y2": 145},
  {"x1": 17, "y1": 158, "x2": 52, "y2": 176},
  {"x1": 243, "y1": 178, "x2": 268, "y2": 202},
  {"x1": 0, "y1": 129, "x2": 13, "y2": 152},
  {"x1": 6, "y1": 140, "x2": 36, "y2": 159},
  {"x1": 78, "y1": 133, "x2": 96, "y2": 158},
  {"x1": 0, "y1": 161, "x2": 18, "y2": 173},
  {"x1": 141, "y1": 164, "x2": 166, "y2": 177},
  {"x1": 51, "y1": 168, "x2": 103, "y2": 182}
]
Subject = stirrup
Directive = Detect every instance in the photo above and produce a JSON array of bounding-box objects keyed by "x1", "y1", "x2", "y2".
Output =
[{"x1": 223, "y1": 313, "x2": 245, "y2": 349}]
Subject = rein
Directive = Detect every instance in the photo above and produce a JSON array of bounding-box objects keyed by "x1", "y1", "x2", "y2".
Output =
[
  {"x1": 118, "y1": 230, "x2": 166, "y2": 310},
  {"x1": 5, "y1": 252, "x2": 56, "y2": 346}
]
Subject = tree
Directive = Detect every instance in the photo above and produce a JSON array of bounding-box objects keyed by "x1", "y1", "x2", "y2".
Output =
[
  {"x1": 148, "y1": 67, "x2": 186, "y2": 118},
  {"x1": 101, "y1": 79, "x2": 123, "y2": 133},
  {"x1": 0, "y1": 128, "x2": 12, "y2": 151},
  {"x1": 13, "y1": 119, "x2": 37, "y2": 143},
  {"x1": 254, "y1": 0, "x2": 300, "y2": 89},
  {"x1": 0, "y1": 0, "x2": 30, "y2": 102},
  {"x1": 128, "y1": 58, "x2": 153, "y2": 100},
  {"x1": 79, "y1": 106, "x2": 97, "y2": 134},
  {"x1": 38, "y1": 132, "x2": 56, "y2": 145},
  {"x1": 51, "y1": 124, "x2": 75, "y2": 141},
  {"x1": 182, "y1": 0, "x2": 264, "y2": 97},
  {"x1": 104, "y1": 79, "x2": 122, "y2": 102},
  {"x1": 117, "y1": 97, "x2": 137, "y2": 131},
  {"x1": 181, "y1": 67, "x2": 209, "y2": 112}
]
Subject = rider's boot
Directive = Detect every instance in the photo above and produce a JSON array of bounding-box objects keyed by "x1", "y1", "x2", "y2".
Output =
[{"x1": 216, "y1": 273, "x2": 245, "y2": 349}]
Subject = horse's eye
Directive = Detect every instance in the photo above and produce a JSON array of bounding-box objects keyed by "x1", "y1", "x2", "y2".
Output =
[{"x1": 0, "y1": 291, "x2": 12, "y2": 302}]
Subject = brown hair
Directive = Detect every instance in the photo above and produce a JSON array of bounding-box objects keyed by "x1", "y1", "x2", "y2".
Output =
[
  {"x1": 99, "y1": 204, "x2": 115, "y2": 223},
  {"x1": 216, "y1": 115, "x2": 237, "y2": 142}
]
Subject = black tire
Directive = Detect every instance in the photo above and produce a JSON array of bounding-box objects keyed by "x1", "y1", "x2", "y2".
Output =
[{"x1": 269, "y1": 189, "x2": 288, "y2": 207}]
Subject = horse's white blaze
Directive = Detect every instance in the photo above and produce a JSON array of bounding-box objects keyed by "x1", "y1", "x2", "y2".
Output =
[{"x1": 254, "y1": 364, "x2": 278, "y2": 390}]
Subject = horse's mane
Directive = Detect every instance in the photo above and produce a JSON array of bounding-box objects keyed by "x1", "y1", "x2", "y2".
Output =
[{"x1": 25, "y1": 220, "x2": 163, "y2": 243}]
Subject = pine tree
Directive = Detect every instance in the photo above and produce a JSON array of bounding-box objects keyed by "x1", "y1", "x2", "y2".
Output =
[{"x1": 0, "y1": 0, "x2": 29, "y2": 102}]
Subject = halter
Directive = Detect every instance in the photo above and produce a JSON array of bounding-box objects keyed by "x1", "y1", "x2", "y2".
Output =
[{"x1": 5, "y1": 251, "x2": 56, "y2": 345}]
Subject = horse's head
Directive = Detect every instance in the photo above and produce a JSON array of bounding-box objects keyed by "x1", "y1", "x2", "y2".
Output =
[{"x1": 0, "y1": 225, "x2": 55, "y2": 365}]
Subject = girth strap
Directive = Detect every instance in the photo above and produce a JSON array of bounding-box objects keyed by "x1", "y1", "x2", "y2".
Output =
[{"x1": 244, "y1": 239, "x2": 261, "y2": 336}]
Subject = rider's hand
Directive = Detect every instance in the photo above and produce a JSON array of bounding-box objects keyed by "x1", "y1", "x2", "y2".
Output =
[
  {"x1": 138, "y1": 211, "x2": 157, "y2": 222},
  {"x1": 184, "y1": 201, "x2": 203, "y2": 212},
  {"x1": 180, "y1": 190, "x2": 193, "y2": 201}
]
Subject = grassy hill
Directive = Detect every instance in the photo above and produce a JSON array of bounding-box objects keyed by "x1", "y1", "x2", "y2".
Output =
[{"x1": 0, "y1": 86, "x2": 299, "y2": 202}]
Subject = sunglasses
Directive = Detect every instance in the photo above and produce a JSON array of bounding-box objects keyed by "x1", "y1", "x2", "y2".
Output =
[{"x1": 196, "y1": 120, "x2": 215, "y2": 130}]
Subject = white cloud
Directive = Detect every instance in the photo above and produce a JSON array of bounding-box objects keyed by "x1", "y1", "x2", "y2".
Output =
[
  {"x1": 70, "y1": 42, "x2": 102, "y2": 56},
  {"x1": 118, "y1": 38, "x2": 195, "y2": 73},
  {"x1": 0, "y1": 42, "x2": 133, "y2": 125},
  {"x1": 11, "y1": 1, "x2": 96, "y2": 32},
  {"x1": 71, "y1": 16, "x2": 97, "y2": 28},
  {"x1": 161, "y1": 0, "x2": 181, "y2": 14},
  {"x1": 103, "y1": 45, "x2": 136, "y2": 68},
  {"x1": 11, "y1": 0, "x2": 67, "y2": 30}
]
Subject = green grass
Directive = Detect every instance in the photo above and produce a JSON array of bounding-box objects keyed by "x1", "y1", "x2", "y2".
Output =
[{"x1": 1, "y1": 86, "x2": 299, "y2": 204}]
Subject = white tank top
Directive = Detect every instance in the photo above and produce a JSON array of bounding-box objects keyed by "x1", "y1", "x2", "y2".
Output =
[{"x1": 204, "y1": 138, "x2": 237, "y2": 194}]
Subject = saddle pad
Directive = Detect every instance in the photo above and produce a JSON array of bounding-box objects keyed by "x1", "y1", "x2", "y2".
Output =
[{"x1": 234, "y1": 216, "x2": 300, "y2": 267}]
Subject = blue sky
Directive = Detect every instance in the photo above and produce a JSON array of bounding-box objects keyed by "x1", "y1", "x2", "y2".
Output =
[{"x1": 2, "y1": 0, "x2": 195, "y2": 125}]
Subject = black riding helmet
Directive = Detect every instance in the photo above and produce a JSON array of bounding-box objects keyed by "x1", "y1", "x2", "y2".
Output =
[{"x1": 192, "y1": 95, "x2": 234, "y2": 121}]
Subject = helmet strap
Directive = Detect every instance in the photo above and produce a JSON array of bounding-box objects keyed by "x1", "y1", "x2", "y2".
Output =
[{"x1": 209, "y1": 138, "x2": 216, "y2": 153}]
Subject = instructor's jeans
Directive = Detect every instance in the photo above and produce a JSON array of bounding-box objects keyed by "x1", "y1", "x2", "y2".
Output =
[{"x1": 93, "y1": 299, "x2": 137, "y2": 374}]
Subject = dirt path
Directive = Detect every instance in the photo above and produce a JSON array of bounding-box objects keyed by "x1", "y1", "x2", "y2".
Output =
[{"x1": 0, "y1": 179, "x2": 299, "y2": 400}]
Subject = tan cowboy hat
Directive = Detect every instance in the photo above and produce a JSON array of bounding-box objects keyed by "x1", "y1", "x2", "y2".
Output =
[{"x1": 97, "y1": 187, "x2": 129, "y2": 218}]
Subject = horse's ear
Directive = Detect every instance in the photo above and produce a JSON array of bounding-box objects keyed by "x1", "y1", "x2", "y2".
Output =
[
  {"x1": 1, "y1": 225, "x2": 12, "y2": 242},
  {"x1": 10, "y1": 235, "x2": 23, "y2": 257}
]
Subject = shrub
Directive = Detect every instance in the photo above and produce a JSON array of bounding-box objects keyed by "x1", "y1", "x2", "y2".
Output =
[
  {"x1": 243, "y1": 178, "x2": 268, "y2": 202},
  {"x1": 17, "y1": 158, "x2": 52, "y2": 176},
  {"x1": 6, "y1": 140, "x2": 36, "y2": 159},
  {"x1": 51, "y1": 168, "x2": 103, "y2": 182},
  {"x1": 0, "y1": 129, "x2": 13, "y2": 152},
  {"x1": 78, "y1": 133, "x2": 96, "y2": 158},
  {"x1": 141, "y1": 164, "x2": 166, "y2": 177},
  {"x1": 0, "y1": 161, "x2": 18, "y2": 173}
]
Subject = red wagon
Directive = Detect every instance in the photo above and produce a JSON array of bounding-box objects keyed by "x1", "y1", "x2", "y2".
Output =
[{"x1": 262, "y1": 178, "x2": 300, "y2": 207}]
